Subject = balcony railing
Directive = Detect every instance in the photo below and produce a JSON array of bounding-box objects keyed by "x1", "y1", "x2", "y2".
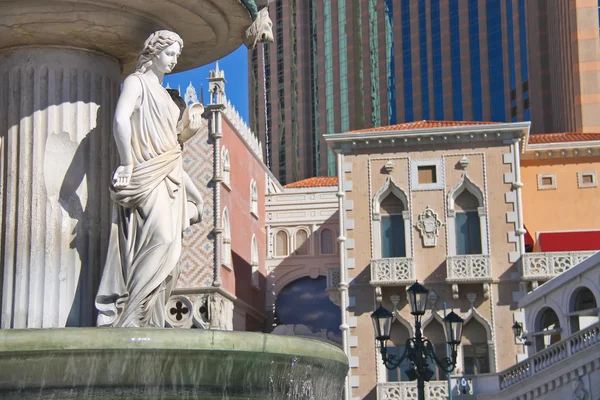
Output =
[
  {"x1": 370, "y1": 257, "x2": 415, "y2": 285},
  {"x1": 522, "y1": 251, "x2": 597, "y2": 281},
  {"x1": 377, "y1": 381, "x2": 448, "y2": 400},
  {"x1": 498, "y1": 321, "x2": 600, "y2": 390},
  {"x1": 446, "y1": 254, "x2": 492, "y2": 282}
]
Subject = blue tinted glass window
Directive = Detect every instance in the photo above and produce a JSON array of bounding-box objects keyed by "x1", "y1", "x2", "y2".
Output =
[
  {"x1": 449, "y1": 0, "x2": 463, "y2": 120},
  {"x1": 456, "y1": 212, "x2": 482, "y2": 255},
  {"x1": 487, "y1": 0, "x2": 506, "y2": 121},
  {"x1": 506, "y1": 0, "x2": 517, "y2": 121},
  {"x1": 401, "y1": 0, "x2": 414, "y2": 121},
  {"x1": 468, "y1": 0, "x2": 483, "y2": 120},
  {"x1": 387, "y1": 346, "x2": 411, "y2": 382},
  {"x1": 382, "y1": 215, "x2": 406, "y2": 258},
  {"x1": 385, "y1": 0, "x2": 397, "y2": 124},
  {"x1": 419, "y1": 0, "x2": 429, "y2": 119},
  {"x1": 519, "y1": 0, "x2": 530, "y2": 121},
  {"x1": 431, "y1": 0, "x2": 444, "y2": 120}
]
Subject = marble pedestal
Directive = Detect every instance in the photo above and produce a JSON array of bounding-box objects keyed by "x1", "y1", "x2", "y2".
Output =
[{"x1": 0, "y1": 47, "x2": 120, "y2": 328}]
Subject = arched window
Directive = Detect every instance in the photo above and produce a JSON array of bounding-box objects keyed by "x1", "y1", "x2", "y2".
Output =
[
  {"x1": 386, "y1": 321, "x2": 411, "y2": 382},
  {"x1": 221, "y1": 147, "x2": 231, "y2": 186},
  {"x1": 275, "y1": 230, "x2": 289, "y2": 257},
  {"x1": 250, "y1": 180, "x2": 258, "y2": 216},
  {"x1": 534, "y1": 307, "x2": 561, "y2": 352},
  {"x1": 454, "y1": 190, "x2": 482, "y2": 255},
  {"x1": 423, "y1": 320, "x2": 449, "y2": 380},
  {"x1": 222, "y1": 209, "x2": 231, "y2": 267},
  {"x1": 295, "y1": 229, "x2": 309, "y2": 255},
  {"x1": 461, "y1": 319, "x2": 490, "y2": 374},
  {"x1": 569, "y1": 287, "x2": 598, "y2": 333},
  {"x1": 320, "y1": 228, "x2": 334, "y2": 255},
  {"x1": 251, "y1": 235, "x2": 259, "y2": 288},
  {"x1": 448, "y1": 174, "x2": 487, "y2": 256},
  {"x1": 380, "y1": 192, "x2": 406, "y2": 258}
]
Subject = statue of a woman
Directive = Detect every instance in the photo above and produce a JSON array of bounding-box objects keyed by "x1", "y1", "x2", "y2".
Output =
[{"x1": 95, "y1": 30, "x2": 204, "y2": 327}]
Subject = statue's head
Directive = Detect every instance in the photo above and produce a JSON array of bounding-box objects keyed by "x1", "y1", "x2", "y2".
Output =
[
  {"x1": 244, "y1": 8, "x2": 274, "y2": 49},
  {"x1": 136, "y1": 30, "x2": 184, "y2": 74}
]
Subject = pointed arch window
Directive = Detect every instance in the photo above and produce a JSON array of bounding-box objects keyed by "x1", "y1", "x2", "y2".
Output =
[
  {"x1": 251, "y1": 235, "x2": 259, "y2": 288},
  {"x1": 386, "y1": 321, "x2": 411, "y2": 382},
  {"x1": 461, "y1": 319, "x2": 490, "y2": 374},
  {"x1": 221, "y1": 147, "x2": 231, "y2": 187},
  {"x1": 380, "y1": 193, "x2": 406, "y2": 258},
  {"x1": 455, "y1": 191, "x2": 482, "y2": 255},
  {"x1": 275, "y1": 230, "x2": 289, "y2": 257},
  {"x1": 222, "y1": 209, "x2": 231, "y2": 267},
  {"x1": 447, "y1": 174, "x2": 488, "y2": 256},
  {"x1": 372, "y1": 177, "x2": 411, "y2": 259},
  {"x1": 250, "y1": 180, "x2": 258, "y2": 216}
]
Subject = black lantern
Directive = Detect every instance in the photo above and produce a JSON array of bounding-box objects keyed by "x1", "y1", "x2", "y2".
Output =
[
  {"x1": 406, "y1": 281, "x2": 429, "y2": 316},
  {"x1": 443, "y1": 310, "x2": 464, "y2": 353},
  {"x1": 512, "y1": 321, "x2": 523, "y2": 339},
  {"x1": 370, "y1": 305, "x2": 394, "y2": 341}
]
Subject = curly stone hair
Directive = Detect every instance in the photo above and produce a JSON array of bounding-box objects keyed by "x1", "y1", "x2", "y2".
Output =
[{"x1": 136, "y1": 30, "x2": 184, "y2": 74}]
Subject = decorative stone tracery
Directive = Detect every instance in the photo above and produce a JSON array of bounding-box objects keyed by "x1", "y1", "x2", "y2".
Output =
[{"x1": 416, "y1": 206, "x2": 444, "y2": 247}]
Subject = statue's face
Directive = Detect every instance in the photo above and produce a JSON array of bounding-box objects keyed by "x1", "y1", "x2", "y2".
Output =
[{"x1": 154, "y1": 42, "x2": 181, "y2": 74}]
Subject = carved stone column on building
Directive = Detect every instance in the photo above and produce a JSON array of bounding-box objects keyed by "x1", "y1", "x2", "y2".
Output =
[{"x1": 0, "y1": 48, "x2": 120, "y2": 328}]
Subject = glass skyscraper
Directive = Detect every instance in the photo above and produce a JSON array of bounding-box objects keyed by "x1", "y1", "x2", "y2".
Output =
[{"x1": 249, "y1": 0, "x2": 530, "y2": 183}]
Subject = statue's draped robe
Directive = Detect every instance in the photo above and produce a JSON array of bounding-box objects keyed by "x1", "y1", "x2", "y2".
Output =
[{"x1": 96, "y1": 73, "x2": 189, "y2": 327}]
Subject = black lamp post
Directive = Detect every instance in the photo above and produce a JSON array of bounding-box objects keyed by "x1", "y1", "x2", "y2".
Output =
[{"x1": 371, "y1": 281, "x2": 465, "y2": 400}]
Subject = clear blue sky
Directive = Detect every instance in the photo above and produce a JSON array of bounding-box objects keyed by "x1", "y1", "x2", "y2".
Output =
[{"x1": 164, "y1": 45, "x2": 250, "y2": 122}]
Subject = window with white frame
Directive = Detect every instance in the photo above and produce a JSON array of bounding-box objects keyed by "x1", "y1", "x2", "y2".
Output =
[
  {"x1": 411, "y1": 159, "x2": 444, "y2": 190},
  {"x1": 380, "y1": 193, "x2": 406, "y2": 258},
  {"x1": 386, "y1": 321, "x2": 411, "y2": 382},
  {"x1": 222, "y1": 209, "x2": 231, "y2": 267},
  {"x1": 537, "y1": 173, "x2": 556, "y2": 190},
  {"x1": 275, "y1": 230, "x2": 289, "y2": 257},
  {"x1": 447, "y1": 174, "x2": 488, "y2": 256},
  {"x1": 461, "y1": 319, "x2": 490, "y2": 374},
  {"x1": 578, "y1": 171, "x2": 597, "y2": 188},
  {"x1": 250, "y1": 180, "x2": 258, "y2": 216},
  {"x1": 221, "y1": 147, "x2": 231, "y2": 187},
  {"x1": 320, "y1": 228, "x2": 334, "y2": 255},
  {"x1": 294, "y1": 229, "x2": 309, "y2": 255},
  {"x1": 455, "y1": 190, "x2": 482, "y2": 255},
  {"x1": 251, "y1": 235, "x2": 259, "y2": 288}
]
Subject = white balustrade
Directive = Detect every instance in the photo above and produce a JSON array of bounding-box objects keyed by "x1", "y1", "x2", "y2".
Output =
[
  {"x1": 522, "y1": 251, "x2": 597, "y2": 281},
  {"x1": 446, "y1": 254, "x2": 492, "y2": 282},
  {"x1": 498, "y1": 321, "x2": 600, "y2": 390},
  {"x1": 377, "y1": 381, "x2": 448, "y2": 400},
  {"x1": 370, "y1": 258, "x2": 415, "y2": 285}
]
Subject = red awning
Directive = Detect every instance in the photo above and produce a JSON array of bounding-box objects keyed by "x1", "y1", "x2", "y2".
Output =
[
  {"x1": 524, "y1": 225, "x2": 534, "y2": 247},
  {"x1": 539, "y1": 231, "x2": 600, "y2": 252}
]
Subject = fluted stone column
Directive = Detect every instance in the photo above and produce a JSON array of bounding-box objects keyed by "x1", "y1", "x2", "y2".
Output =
[{"x1": 0, "y1": 48, "x2": 120, "y2": 328}]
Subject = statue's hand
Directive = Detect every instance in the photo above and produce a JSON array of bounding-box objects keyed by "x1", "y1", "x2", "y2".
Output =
[
  {"x1": 189, "y1": 110, "x2": 203, "y2": 131},
  {"x1": 112, "y1": 165, "x2": 133, "y2": 188}
]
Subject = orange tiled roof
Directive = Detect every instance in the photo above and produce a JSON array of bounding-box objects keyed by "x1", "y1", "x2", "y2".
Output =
[
  {"x1": 347, "y1": 120, "x2": 501, "y2": 133},
  {"x1": 283, "y1": 176, "x2": 338, "y2": 189},
  {"x1": 528, "y1": 132, "x2": 600, "y2": 144}
]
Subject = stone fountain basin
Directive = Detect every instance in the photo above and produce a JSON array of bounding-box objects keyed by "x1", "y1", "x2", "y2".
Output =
[{"x1": 0, "y1": 328, "x2": 348, "y2": 399}]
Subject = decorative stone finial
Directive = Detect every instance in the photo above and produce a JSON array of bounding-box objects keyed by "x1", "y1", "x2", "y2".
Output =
[
  {"x1": 459, "y1": 156, "x2": 470, "y2": 169},
  {"x1": 384, "y1": 160, "x2": 394, "y2": 173},
  {"x1": 184, "y1": 81, "x2": 199, "y2": 105}
]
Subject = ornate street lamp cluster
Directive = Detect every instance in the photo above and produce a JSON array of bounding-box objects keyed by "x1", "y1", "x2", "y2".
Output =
[{"x1": 371, "y1": 281, "x2": 465, "y2": 400}]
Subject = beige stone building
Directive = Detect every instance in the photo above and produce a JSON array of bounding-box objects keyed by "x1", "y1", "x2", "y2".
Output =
[{"x1": 325, "y1": 120, "x2": 531, "y2": 400}]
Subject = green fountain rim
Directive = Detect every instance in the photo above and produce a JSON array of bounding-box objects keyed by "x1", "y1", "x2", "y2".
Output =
[{"x1": 0, "y1": 328, "x2": 348, "y2": 365}]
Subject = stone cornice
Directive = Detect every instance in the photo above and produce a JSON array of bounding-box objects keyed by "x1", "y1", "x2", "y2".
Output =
[
  {"x1": 522, "y1": 141, "x2": 600, "y2": 160},
  {"x1": 325, "y1": 122, "x2": 530, "y2": 153}
]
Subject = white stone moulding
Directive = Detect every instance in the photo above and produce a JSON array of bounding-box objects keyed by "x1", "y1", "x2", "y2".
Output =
[
  {"x1": 377, "y1": 381, "x2": 448, "y2": 400},
  {"x1": 522, "y1": 251, "x2": 597, "y2": 281},
  {"x1": 446, "y1": 254, "x2": 492, "y2": 282},
  {"x1": 370, "y1": 257, "x2": 416, "y2": 286}
]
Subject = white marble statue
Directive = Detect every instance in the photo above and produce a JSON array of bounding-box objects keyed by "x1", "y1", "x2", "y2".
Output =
[{"x1": 95, "y1": 30, "x2": 204, "y2": 328}]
